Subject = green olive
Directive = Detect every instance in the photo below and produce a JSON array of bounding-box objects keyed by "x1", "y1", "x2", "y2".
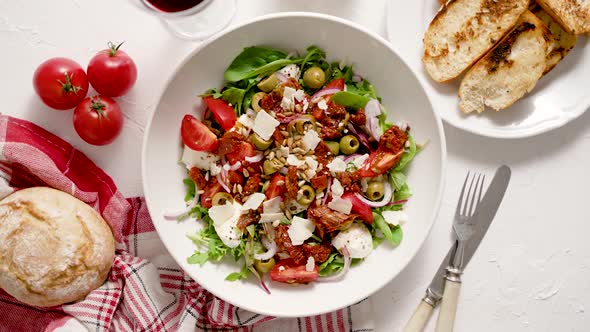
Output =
[
  {"x1": 212, "y1": 192, "x2": 233, "y2": 206},
  {"x1": 324, "y1": 141, "x2": 340, "y2": 155},
  {"x1": 341, "y1": 112, "x2": 350, "y2": 128},
  {"x1": 257, "y1": 74, "x2": 279, "y2": 92},
  {"x1": 287, "y1": 115, "x2": 316, "y2": 134},
  {"x1": 297, "y1": 185, "x2": 316, "y2": 205},
  {"x1": 366, "y1": 181, "x2": 385, "y2": 201},
  {"x1": 254, "y1": 257, "x2": 276, "y2": 274},
  {"x1": 263, "y1": 160, "x2": 280, "y2": 175},
  {"x1": 339, "y1": 135, "x2": 359, "y2": 155},
  {"x1": 249, "y1": 133, "x2": 272, "y2": 150},
  {"x1": 303, "y1": 67, "x2": 326, "y2": 89},
  {"x1": 251, "y1": 92, "x2": 266, "y2": 112}
]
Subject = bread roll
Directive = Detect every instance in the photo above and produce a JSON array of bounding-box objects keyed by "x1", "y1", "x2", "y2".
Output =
[{"x1": 0, "y1": 187, "x2": 115, "y2": 307}]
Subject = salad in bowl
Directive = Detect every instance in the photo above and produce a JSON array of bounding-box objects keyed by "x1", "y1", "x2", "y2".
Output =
[{"x1": 171, "y1": 46, "x2": 419, "y2": 292}]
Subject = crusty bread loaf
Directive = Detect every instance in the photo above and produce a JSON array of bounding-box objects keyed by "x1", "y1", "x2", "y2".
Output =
[
  {"x1": 536, "y1": 0, "x2": 590, "y2": 34},
  {"x1": 532, "y1": 5, "x2": 577, "y2": 73},
  {"x1": 423, "y1": 0, "x2": 530, "y2": 82},
  {"x1": 459, "y1": 11, "x2": 549, "y2": 113},
  {"x1": 0, "y1": 187, "x2": 115, "y2": 307}
]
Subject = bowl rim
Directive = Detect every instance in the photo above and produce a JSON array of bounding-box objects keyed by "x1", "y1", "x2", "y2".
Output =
[{"x1": 141, "y1": 11, "x2": 447, "y2": 317}]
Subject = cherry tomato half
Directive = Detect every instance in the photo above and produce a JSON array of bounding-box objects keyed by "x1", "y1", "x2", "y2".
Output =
[
  {"x1": 181, "y1": 114, "x2": 219, "y2": 152},
  {"x1": 341, "y1": 192, "x2": 373, "y2": 224},
  {"x1": 269, "y1": 259, "x2": 319, "y2": 284},
  {"x1": 73, "y1": 95, "x2": 123, "y2": 145},
  {"x1": 87, "y1": 42, "x2": 137, "y2": 97},
  {"x1": 202, "y1": 96, "x2": 237, "y2": 131},
  {"x1": 33, "y1": 57, "x2": 89, "y2": 110},
  {"x1": 265, "y1": 173, "x2": 286, "y2": 200}
]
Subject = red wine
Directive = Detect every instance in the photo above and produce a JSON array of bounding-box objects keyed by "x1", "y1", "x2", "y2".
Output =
[{"x1": 145, "y1": 0, "x2": 204, "y2": 13}]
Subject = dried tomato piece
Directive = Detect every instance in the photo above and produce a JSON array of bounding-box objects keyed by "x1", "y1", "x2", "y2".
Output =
[
  {"x1": 379, "y1": 125, "x2": 407, "y2": 153},
  {"x1": 303, "y1": 242, "x2": 333, "y2": 263},
  {"x1": 350, "y1": 109, "x2": 367, "y2": 127},
  {"x1": 310, "y1": 172, "x2": 329, "y2": 191},
  {"x1": 308, "y1": 204, "x2": 357, "y2": 235},
  {"x1": 189, "y1": 167, "x2": 207, "y2": 189},
  {"x1": 237, "y1": 210, "x2": 259, "y2": 230},
  {"x1": 285, "y1": 166, "x2": 299, "y2": 199},
  {"x1": 218, "y1": 131, "x2": 246, "y2": 156},
  {"x1": 242, "y1": 173, "x2": 262, "y2": 196}
]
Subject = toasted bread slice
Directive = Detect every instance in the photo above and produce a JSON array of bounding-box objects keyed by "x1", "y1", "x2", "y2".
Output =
[
  {"x1": 532, "y1": 6, "x2": 577, "y2": 73},
  {"x1": 423, "y1": 0, "x2": 529, "y2": 82},
  {"x1": 459, "y1": 11, "x2": 549, "y2": 113},
  {"x1": 535, "y1": 0, "x2": 590, "y2": 34}
]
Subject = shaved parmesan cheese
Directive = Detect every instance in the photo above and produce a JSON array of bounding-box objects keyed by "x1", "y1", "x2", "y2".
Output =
[
  {"x1": 241, "y1": 193, "x2": 266, "y2": 211},
  {"x1": 318, "y1": 99, "x2": 328, "y2": 110},
  {"x1": 259, "y1": 213, "x2": 285, "y2": 223},
  {"x1": 281, "y1": 87, "x2": 297, "y2": 111},
  {"x1": 287, "y1": 154, "x2": 305, "y2": 167},
  {"x1": 382, "y1": 210, "x2": 409, "y2": 226},
  {"x1": 327, "y1": 158, "x2": 347, "y2": 174},
  {"x1": 294, "y1": 89, "x2": 305, "y2": 102},
  {"x1": 332, "y1": 223, "x2": 373, "y2": 258},
  {"x1": 238, "y1": 114, "x2": 255, "y2": 129},
  {"x1": 209, "y1": 201, "x2": 243, "y2": 248},
  {"x1": 287, "y1": 216, "x2": 315, "y2": 245},
  {"x1": 263, "y1": 197, "x2": 282, "y2": 214},
  {"x1": 306, "y1": 256, "x2": 315, "y2": 272},
  {"x1": 302, "y1": 130, "x2": 321, "y2": 151},
  {"x1": 331, "y1": 179, "x2": 344, "y2": 197},
  {"x1": 286, "y1": 200, "x2": 306, "y2": 214},
  {"x1": 328, "y1": 196, "x2": 352, "y2": 214},
  {"x1": 253, "y1": 110, "x2": 280, "y2": 140},
  {"x1": 181, "y1": 146, "x2": 220, "y2": 170}
]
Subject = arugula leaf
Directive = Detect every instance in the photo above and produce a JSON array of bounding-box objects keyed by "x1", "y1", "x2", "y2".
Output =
[
  {"x1": 372, "y1": 236, "x2": 385, "y2": 249},
  {"x1": 318, "y1": 252, "x2": 344, "y2": 277},
  {"x1": 331, "y1": 91, "x2": 370, "y2": 109},
  {"x1": 394, "y1": 183, "x2": 412, "y2": 202},
  {"x1": 389, "y1": 172, "x2": 407, "y2": 191},
  {"x1": 299, "y1": 45, "x2": 326, "y2": 71},
  {"x1": 224, "y1": 46, "x2": 294, "y2": 82},
  {"x1": 395, "y1": 135, "x2": 416, "y2": 171},
  {"x1": 373, "y1": 212, "x2": 402, "y2": 246},
  {"x1": 187, "y1": 251, "x2": 209, "y2": 265},
  {"x1": 225, "y1": 264, "x2": 250, "y2": 281},
  {"x1": 199, "y1": 88, "x2": 223, "y2": 99},
  {"x1": 377, "y1": 111, "x2": 392, "y2": 133},
  {"x1": 346, "y1": 80, "x2": 378, "y2": 100},
  {"x1": 183, "y1": 178, "x2": 195, "y2": 202}
]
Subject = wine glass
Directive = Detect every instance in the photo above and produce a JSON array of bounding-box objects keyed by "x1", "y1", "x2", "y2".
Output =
[{"x1": 133, "y1": 0, "x2": 236, "y2": 40}]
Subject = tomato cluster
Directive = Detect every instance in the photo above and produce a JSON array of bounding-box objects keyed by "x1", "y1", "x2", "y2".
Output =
[{"x1": 33, "y1": 42, "x2": 137, "y2": 146}]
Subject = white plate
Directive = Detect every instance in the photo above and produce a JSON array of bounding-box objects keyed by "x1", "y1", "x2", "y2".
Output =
[
  {"x1": 386, "y1": 0, "x2": 590, "y2": 138},
  {"x1": 142, "y1": 12, "x2": 446, "y2": 317}
]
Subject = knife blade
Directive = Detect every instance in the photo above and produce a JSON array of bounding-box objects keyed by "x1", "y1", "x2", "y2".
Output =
[{"x1": 402, "y1": 165, "x2": 511, "y2": 332}]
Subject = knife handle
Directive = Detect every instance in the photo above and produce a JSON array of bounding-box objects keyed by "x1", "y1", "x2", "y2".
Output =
[
  {"x1": 402, "y1": 299, "x2": 434, "y2": 332},
  {"x1": 434, "y1": 278, "x2": 461, "y2": 332}
]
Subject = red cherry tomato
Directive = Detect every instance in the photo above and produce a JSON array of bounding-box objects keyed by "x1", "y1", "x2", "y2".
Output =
[
  {"x1": 73, "y1": 96, "x2": 123, "y2": 145},
  {"x1": 225, "y1": 141, "x2": 256, "y2": 166},
  {"x1": 87, "y1": 42, "x2": 137, "y2": 97},
  {"x1": 33, "y1": 57, "x2": 89, "y2": 110},
  {"x1": 181, "y1": 114, "x2": 219, "y2": 152},
  {"x1": 202, "y1": 96, "x2": 237, "y2": 131},
  {"x1": 269, "y1": 259, "x2": 318, "y2": 284},
  {"x1": 265, "y1": 173, "x2": 286, "y2": 199},
  {"x1": 324, "y1": 78, "x2": 345, "y2": 90},
  {"x1": 341, "y1": 192, "x2": 373, "y2": 224}
]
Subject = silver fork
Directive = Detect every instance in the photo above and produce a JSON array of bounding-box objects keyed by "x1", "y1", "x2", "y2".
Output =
[{"x1": 434, "y1": 172, "x2": 485, "y2": 332}]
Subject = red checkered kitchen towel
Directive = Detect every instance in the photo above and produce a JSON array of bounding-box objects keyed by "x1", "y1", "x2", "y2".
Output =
[{"x1": 0, "y1": 115, "x2": 374, "y2": 332}]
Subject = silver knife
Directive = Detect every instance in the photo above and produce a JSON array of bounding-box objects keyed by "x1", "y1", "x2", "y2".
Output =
[{"x1": 402, "y1": 165, "x2": 511, "y2": 332}]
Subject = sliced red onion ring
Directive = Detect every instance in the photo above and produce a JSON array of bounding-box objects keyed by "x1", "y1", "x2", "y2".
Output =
[
  {"x1": 364, "y1": 99, "x2": 381, "y2": 117},
  {"x1": 254, "y1": 236, "x2": 277, "y2": 261},
  {"x1": 343, "y1": 154, "x2": 361, "y2": 163},
  {"x1": 245, "y1": 153, "x2": 264, "y2": 163},
  {"x1": 352, "y1": 74, "x2": 363, "y2": 83},
  {"x1": 311, "y1": 88, "x2": 342, "y2": 102},
  {"x1": 163, "y1": 199, "x2": 197, "y2": 220},
  {"x1": 318, "y1": 247, "x2": 351, "y2": 282},
  {"x1": 247, "y1": 265, "x2": 271, "y2": 295},
  {"x1": 229, "y1": 161, "x2": 241, "y2": 171},
  {"x1": 367, "y1": 117, "x2": 381, "y2": 141},
  {"x1": 347, "y1": 123, "x2": 372, "y2": 151},
  {"x1": 364, "y1": 99, "x2": 382, "y2": 141},
  {"x1": 279, "y1": 114, "x2": 302, "y2": 124},
  {"x1": 216, "y1": 173, "x2": 231, "y2": 193},
  {"x1": 322, "y1": 177, "x2": 333, "y2": 204},
  {"x1": 279, "y1": 167, "x2": 288, "y2": 175},
  {"x1": 354, "y1": 182, "x2": 393, "y2": 207}
]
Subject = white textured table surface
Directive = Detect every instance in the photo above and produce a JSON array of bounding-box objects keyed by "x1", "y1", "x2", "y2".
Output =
[{"x1": 3, "y1": 0, "x2": 590, "y2": 331}]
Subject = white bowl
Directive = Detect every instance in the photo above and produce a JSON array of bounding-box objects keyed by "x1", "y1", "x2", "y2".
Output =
[{"x1": 142, "y1": 12, "x2": 446, "y2": 318}]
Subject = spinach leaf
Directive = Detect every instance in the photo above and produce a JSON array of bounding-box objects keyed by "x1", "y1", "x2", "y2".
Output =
[
  {"x1": 331, "y1": 91, "x2": 370, "y2": 109},
  {"x1": 346, "y1": 80, "x2": 378, "y2": 100},
  {"x1": 224, "y1": 46, "x2": 293, "y2": 82}
]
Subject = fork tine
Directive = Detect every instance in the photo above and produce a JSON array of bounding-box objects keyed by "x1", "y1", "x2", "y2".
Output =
[
  {"x1": 477, "y1": 175, "x2": 485, "y2": 204},
  {"x1": 462, "y1": 173, "x2": 477, "y2": 216},
  {"x1": 467, "y1": 174, "x2": 484, "y2": 216},
  {"x1": 455, "y1": 172, "x2": 470, "y2": 219}
]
